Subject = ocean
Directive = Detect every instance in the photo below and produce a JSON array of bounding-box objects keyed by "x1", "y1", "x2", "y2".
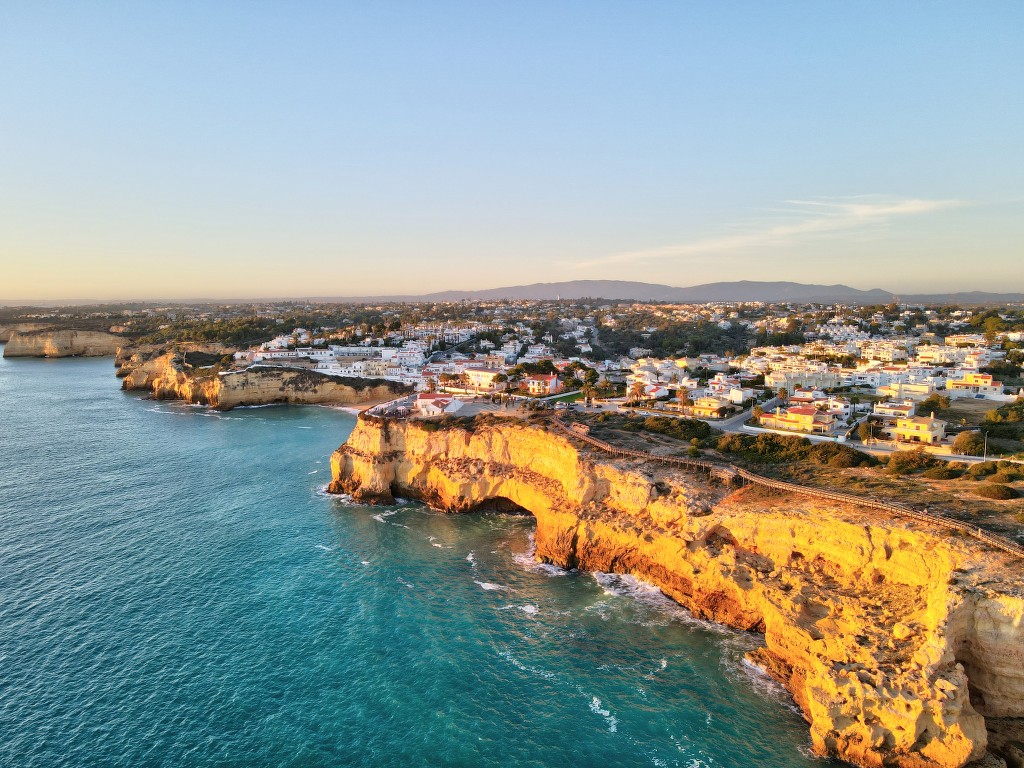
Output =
[{"x1": 0, "y1": 351, "x2": 835, "y2": 767}]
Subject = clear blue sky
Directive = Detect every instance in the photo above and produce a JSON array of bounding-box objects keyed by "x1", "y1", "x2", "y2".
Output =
[{"x1": 1, "y1": 2, "x2": 1022, "y2": 300}]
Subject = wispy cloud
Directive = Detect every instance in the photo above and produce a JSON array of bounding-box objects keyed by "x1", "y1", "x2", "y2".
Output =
[{"x1": 578, "y1": 195, "x2": 964, "y2": 268}]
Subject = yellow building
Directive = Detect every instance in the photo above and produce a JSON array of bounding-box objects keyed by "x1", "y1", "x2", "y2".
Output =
[
  {"x1": 758, "y1": 406, "x2": 835, "y2": 434},
  {"x1": 946, "y1": 371, "x2": 1003, "y2": 398},
  {"x1": 463, "y1": 367, "x2": 506, "y2": 391},
  {"x1": 889, "y1": 415, "x2": 946, "y2": 445}
]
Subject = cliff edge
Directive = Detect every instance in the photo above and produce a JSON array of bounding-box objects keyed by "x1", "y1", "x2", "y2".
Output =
[
  {"x1": 329, "y1": 416, "x2": 1024, "y2": 768},
  {"x1": 3, "y1": 329, "x2": 123, "y2": 357},
  {"x1": 117, "y1": 347, "x2": 412, "y2": 409}
]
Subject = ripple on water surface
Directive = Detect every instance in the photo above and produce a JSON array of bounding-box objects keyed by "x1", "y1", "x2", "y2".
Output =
[{"x1": 0, "y1": 352, "x2": 835, "y2": 768}]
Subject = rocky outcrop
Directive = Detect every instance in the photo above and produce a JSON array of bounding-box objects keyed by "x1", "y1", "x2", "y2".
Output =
[
  {"x1": 330, "y1": 416, "x2": 1024, "y2": 768},
  {"x1": 3, "y1": 329, "x2": 123, "y2": 357},
  {"x1": 118, "y1": 348, "x2": 411, "y2": 409},
  {"x1": 0, "y1": 323, "x2": 51, "y2": 343}
]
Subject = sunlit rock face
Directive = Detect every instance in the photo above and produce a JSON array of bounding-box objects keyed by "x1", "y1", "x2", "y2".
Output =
[
  {"x1": 3, "y1": 330, "x2": 122, "y2": 357},
  {"x1": 117, "y1": 349, "x2": 411, "y2": 409},
  {"x1": 331, "y1": 416, "x2": 1024, "y2": 768}
]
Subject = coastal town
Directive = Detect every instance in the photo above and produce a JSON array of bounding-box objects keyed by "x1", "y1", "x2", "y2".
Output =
[{"x1": 6, "y1": 297, "x2": 1021, "y2": 459}]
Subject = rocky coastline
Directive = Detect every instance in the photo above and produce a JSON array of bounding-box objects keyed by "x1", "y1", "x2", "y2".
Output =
[
  {"x1": 3, "y1": 329, "x2": 123, "y2": 357},
  {"x1": 329, "y1": 415, "x2": 1024, "y2": 768},
  {"x1": 116, "y1": 346, "x2": 412, "y2": 410}
]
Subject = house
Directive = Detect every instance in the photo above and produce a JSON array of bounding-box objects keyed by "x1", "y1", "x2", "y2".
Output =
[
  {"x1": 414, "y1": 393, "x2": 464, "y2": 417},
  {"x1": 521, "y1": 374, "x2": 561, "y2": 396},
  {"x1": 886, "y1": 414, "x2": 946, "y2": 445},
  {"x1": 874, "y1": 400, "x2": 916, "y2": 418},
  {"x1": 876, "y1": 381, "x2": 936, "y2": 401},
  {"x1": 821, "y1": 395, "x2": 853, "y2": 419},
  {"x1": 758, "y1": 406, "x2": 836, "y2": 435},
  {"x1": 463, "y1": 367, "x2": 505, "y2": 391},
  {"x1": 686, "y1": 395, "x2": 730, "y2": 418},
  {"x1": 788, "y1": 387, "x2": 826, "y2": 405},
  {"x1": 946, "y1": 371, "x2": 1004, "y2": 399}
]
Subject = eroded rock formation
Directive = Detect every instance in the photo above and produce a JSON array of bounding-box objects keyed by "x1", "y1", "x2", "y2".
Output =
[
  {"x1": 117, "y1": 347, "x2": 412, "y2": 409},
  {"x1": 0, "y1": 323, "x2": 52, "y2": 343},
  {"x1": 3, "y1": 329, "x2": 123, "y2": 357},
  {"x1": 329, "y1": 416, "x2": 1024, "y2": 768}
]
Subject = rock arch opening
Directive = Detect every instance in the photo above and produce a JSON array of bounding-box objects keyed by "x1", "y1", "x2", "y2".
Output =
[{"x1": 465, "y1": 496, "x2": 532, "y2": 516}]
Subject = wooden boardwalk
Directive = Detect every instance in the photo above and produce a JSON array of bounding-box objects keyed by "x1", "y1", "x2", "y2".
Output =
[{"x1": 549, "y1": 417, "x2": 1024, "y2": 560}]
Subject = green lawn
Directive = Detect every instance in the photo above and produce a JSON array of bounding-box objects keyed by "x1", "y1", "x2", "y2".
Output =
[{"x1": 548, "y1": 391, "x2": 584, "y2": 403}]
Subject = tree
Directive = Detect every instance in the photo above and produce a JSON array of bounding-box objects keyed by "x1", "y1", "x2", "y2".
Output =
[
  {"x1": 628, "y1": 381, "x2": 647, "y2": 404},
  {"x1": 581, "y1": 383, "x2": 596, "y2": 404},
  {"x1": 777, "y1": 388, "x2": 788, "y2": 403},
  {"x1": 952, "y1": 431, "x2": 985, "y2": 456},
  {"x1": 753, "y1": 405, "x2": 764, "y2": 418},
  {"x1": 858, "y1": 421, "x2": 877, "y2": 443}
]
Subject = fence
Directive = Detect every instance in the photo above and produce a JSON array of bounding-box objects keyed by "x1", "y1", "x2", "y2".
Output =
[{"x1": 549, "y1": 417, "x2": 1024, "y2": 560}]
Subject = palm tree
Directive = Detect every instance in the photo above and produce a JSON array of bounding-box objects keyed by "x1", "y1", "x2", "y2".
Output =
[
  {"x1": 581, "y1": 383, "x2": 596, "y2": 405},
  {"x1": 628, "y1": 381, "x2": 647, "y2": 405}
]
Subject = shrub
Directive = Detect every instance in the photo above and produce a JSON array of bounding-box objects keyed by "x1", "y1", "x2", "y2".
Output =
[
  {"x1": 973, "y1": 484, "x2": 1019, "y2": 500},
  {"x1": 713, "y1": 432, "x2": 875, "y2": 467},
  {"x1": 886, "y1": 449, "x2": 940, "y2": 475},
  {"x1": 966, "y1": 461, "x2": 998, "y2": 477},
  {"x1": 988, "y1": 470, "x2": 1020, "y2": 484},
  {"x1": 921, "y1": 466, "x2": 962, "y2": 480}
]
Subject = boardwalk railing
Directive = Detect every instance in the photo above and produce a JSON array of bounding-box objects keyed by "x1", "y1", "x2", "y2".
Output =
[{"x1": 549, "y1": 417, "x2": 1024, "y2": 560}]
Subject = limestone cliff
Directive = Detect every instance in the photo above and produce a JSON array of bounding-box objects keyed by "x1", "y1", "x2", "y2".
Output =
[
  {"x1": 0, "y1": 323, "x2": 52, "y2": 343},
  {"x1": 329, "y1": 417, "x2": 1024, "y2": 768},
  {"x1": 118, "y1": 349, "x2": 411, "y2": 409},
  {"x1": 3, "y1": 329, "x2": 123, "y2": 357}
]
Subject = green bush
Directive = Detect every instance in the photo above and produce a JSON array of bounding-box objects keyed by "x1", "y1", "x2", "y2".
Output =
[
  {"x1": 714, "y1": 432, "x2": 874, "y2": 467},
  {"x1": 921, "y1": 466, "x2": 962, "y2": 480},
  {"x1": 886, "y1": 449, "x2": 940, "y2": 475},
  {"x1": 966, "y1": 461, "x2": 998, "y2": 477},
  {"x1": 625, "y1": 415, "x2": 713, "y2": 442},
  {"x1": 973, "y1": 484, "x2": 1019, "y2": 500},
  {"x1": 988, "y1": 470, "x2": 1020, "y2": 484}
]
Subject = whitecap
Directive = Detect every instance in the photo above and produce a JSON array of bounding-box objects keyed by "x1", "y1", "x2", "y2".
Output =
[
  {"x1": 466, "y1": 552, "x2": 476, "y2": 565},
  {"x1": 307, "y1": 470, "x2": 319, "y2": 475},
  {"x1": 514, "y1": 551, "x2": 569, "y2": 577},
  {"x1": 315, "y1": 544, "x2": 331, "y2": 552},
  {"x1": 519, "y1": 604, "x2": 538, "y2": 615},
  {"x1": 589, "y1": 697, "x2": 618, "y2": 732},
  {"x1": 474, "y1": 581, "x2": 509, "y2": 592}
]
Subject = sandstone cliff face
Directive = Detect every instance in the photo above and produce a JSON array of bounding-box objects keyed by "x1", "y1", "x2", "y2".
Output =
[
  {"x1": 0, "y1": 323, "x2": 51, "y2": 343},
  {"x1": 330, "y1": 417, "x2": 1024, "y2": 768},
  {"x1": 118, "y1": 349, "x2": 411, "y2": 409},
  {"x1": 3, "y1": 329, "x2": 123, "y2": 357}
]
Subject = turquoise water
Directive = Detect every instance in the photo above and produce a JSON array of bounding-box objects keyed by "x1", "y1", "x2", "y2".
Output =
[{"x1": 0, "y1": 351, "x2": 834, "y2": 768}]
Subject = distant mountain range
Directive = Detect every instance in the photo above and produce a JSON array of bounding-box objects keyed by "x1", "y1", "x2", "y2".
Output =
[
  {"x1": 4, "y1": 280, "x2": 1023, "y2": 307},
  {"x1": 309, "y1": 280, "x2": 1024, "y2": 305}
]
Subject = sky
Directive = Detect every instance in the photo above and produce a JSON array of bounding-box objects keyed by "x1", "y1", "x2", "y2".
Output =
[{"x1": 1, "y1": 2, "x2": 1022, "y2": 301}]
